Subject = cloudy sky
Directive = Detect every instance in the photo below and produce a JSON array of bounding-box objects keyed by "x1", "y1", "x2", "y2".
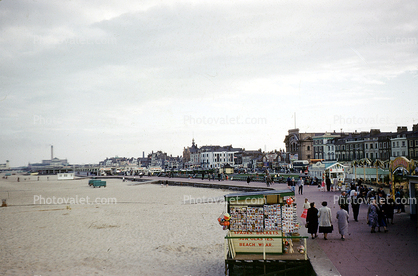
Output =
[{"x1": 1, "y1": 0, "x2": 417, "y2": 167}]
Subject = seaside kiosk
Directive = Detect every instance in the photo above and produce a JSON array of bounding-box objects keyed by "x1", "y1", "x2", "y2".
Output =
[{"x1": 222, "y1": 189, "x2": 311, "y2": 275}]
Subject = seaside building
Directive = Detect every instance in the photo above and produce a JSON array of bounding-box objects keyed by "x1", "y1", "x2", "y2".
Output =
[
  {"x1": 283, "y1": 129, "x2": 319, "y2": 162},
  {"x1": 289, "y1": 124, "x2": 418, "y2": 163},
  {"x1": 0, "y1": 160, "x2": 10, "y2": 170},
  {"x1": 312, "y1": 132, "x2": 341, "y2": 161},
  {"x1": 391, "y1": 127, "x2": 408, "y2": 158}
]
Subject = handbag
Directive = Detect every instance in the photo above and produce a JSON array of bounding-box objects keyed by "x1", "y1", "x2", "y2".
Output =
[{"x1": 305, "y1": 222, "x2": 309, "y2": 228}]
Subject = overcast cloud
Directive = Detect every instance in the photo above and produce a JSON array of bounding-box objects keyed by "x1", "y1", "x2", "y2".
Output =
[{"x1": 1, "y1": 0, "x2": 417, "y2": 166}]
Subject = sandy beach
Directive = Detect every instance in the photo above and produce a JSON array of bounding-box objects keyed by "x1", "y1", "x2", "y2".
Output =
[{"x1": 0, "y1": 175, "x2": 229, "y2": 275}]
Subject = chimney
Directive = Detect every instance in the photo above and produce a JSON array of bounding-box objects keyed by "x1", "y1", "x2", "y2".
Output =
[
  {"x1": 413, "y1": 124, "x2": 418, "y2": 132},
  {"x1": 51, "y1": 145, "x2": 53, "y2": 160},
  {"x1": 143, "y1": 151, "x2": 145, "y2": 158},
  {"x1": 397, "y1": 126, "x2": 407, "y2": 133}
]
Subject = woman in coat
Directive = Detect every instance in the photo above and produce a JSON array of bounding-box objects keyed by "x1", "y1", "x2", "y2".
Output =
[
  {"x1": 318, "y1": 201, "x2": 333, "y2": 240},
  {"x1": 336, "y1": 205, "x2": 349, "y2": 240},
  {"x1": 367, "y1": 198, "x2": 380, "y2": 233},
  {"x1": 306, "y1": 202, "x2": 318, "y2": 239}
]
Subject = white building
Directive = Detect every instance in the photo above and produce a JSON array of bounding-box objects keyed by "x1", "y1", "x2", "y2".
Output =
[
  {"x1": 309, "y1": 161, "x2": 346, "y2": 183},
  {"x1": 0, "y1": 160, "x2": 10, "y2": 170},
  {"x1": 313, "y1": 133, "x2": 340, "y2": 161},
  {"x1": 57, "y1": 172, "x2": 75, "y2": 180},
  {"x1": 391, "y1": 133, "x2": 408, "y2": 158}
]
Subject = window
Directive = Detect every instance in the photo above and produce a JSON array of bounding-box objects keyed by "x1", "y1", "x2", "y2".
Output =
[
  {"x1": 410, "y1": 140, "x2": 413, "y2": 147},
  {"x1": 370, "y1": 153, "x2": 373, "y2": 159},
  {"x1": 402, "y1": 151, "x2": 405, "y2": 156},
  {"x1": 415, "y1": 140, "x2": 418, "y2": 146},
  {"x1": 402, "y1": 141, "x2": 405, "y2": 147},
  {"x1": 397, "y1": 141, "x2": 399, "y2": 147},
  {"x1": 307, "y1": 146, "x2": 310, "y2": 151},
  {"x1": 366, "y1": 153, "x2": 369, "y2": 158},
  {"x1": 370, "y1": 144, "x2": 373, "y2": 149}
]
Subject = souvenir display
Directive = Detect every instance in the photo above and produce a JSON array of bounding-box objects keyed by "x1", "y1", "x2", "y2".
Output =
[
  {"x1": 229, "y1": 206, "x2": 247, "y2": 231},
  {"x1": 246, "y1": 207, "x2": 264, "y2": 232},
  {"x1": 282, "y1": 197, "x2": 298, "y2": 233},
  {"x1": 263, "y1": 204, "x2": 281, "y2": 231}
]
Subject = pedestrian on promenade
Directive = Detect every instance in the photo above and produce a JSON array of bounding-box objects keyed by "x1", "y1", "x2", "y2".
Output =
[
  {"x1": 318, "y1": 201, "x2": 333, "y2": 240},
  {"x1": 301, "y1": 198, "x2": 310, "y2": 219},
  {"x1": 367, "y1": 198, "x2": 380, "y2": 233},
  {"x1": 350, "y1": 189, "x2": 360, "y2": 221},
  {"x1": 332, "y1": 178, "x2": 338, "y2": 191},
  {"x1": 385, "y1": 198, "x2": 395, "y2": 225},
  {"x1": 287, "y1": 176, "x2": 291, "y2": 187},
  {"x1": 297, "y1": 177, "x2": 304, "y2": 195},
  {"x1": 290, "y1": 177, "x2": 295, "y2": 192},
  {"x1": 326, "y1": 176, "x2": 331, "y2": 192},
  {"x1": 306, "y1": 202, "x2": 318, "y2": 239},
  {"x1": 265, "y1": 174, "x2": 272, "y2": 187},
  {"x1": 202, "y1": 173, "x2": 204, "y2": 180},
  {"x1": 338, "y1": 191, "x2": 349, "y2": 214},
  {"x1": 246, "y1": 175, "x2": 251, "y2": 185},
  {"x1": 377, "y1": 198, "x2": 388, "y2": 233},
  {"x1": 218, "y1": 173, "x2": 221, "y2": 181},
  {"x1": 336, "y1": 205, "x2": 349, "y2": 240}
]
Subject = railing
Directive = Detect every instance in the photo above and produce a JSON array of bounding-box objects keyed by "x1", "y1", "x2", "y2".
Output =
[{"x1": 224, "y1": 234, "x2": 308, "y2": 261}]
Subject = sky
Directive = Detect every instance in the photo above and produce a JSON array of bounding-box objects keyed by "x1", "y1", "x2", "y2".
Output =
[{"x1": 1, "y1": 0, "x2": 418, "y2": 167}]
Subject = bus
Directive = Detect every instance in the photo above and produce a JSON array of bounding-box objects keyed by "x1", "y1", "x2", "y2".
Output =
[{"x1": 292, "y1": 160, "x2": 309, "y2": 172}]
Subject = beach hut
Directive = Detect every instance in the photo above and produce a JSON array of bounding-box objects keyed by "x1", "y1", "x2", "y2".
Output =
[{"x1": 222, "y1": 189, "x2": 310, "y2": 275}]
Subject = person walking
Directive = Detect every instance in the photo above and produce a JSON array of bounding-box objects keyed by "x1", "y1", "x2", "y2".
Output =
[
  {"x1": 301, "y1": 198, "x2": 310, "y2": 219},
  {"x1": 338, "y1": 191, "x2": 350, "y2": 214},
  {"x1": 336, "y1": 205, "x2": 349, "y2": 240},
  {"x1": 318, "y1": 201, "x2": 333, "y2": 240},
  {"x1": 326, "y1": 176, "x2": 331, "y2": 192},
  {"x1": 306, "y1": 202, "x2": 318, "y2": 239},
  {"x1": 246, "y1": 175, "x2": 251, "y2": 185},
  {"x1": 377, "y1": 198, "x2": 388, "y2": 233},
  {"x1": 350, "y1": 189, "x2": 360, "y2": 222},
  {"x1": 367, "y1": 198, "x2": 380, "y2": 233},
  {"x1": 385, "y1": 198, "x2": 395, "y2": 225},
  {"x1": 266, "y1": 174, "x2": 272, "y2": 187},
  {"x1": 297, "y1": 177, "x2": 304, "y2": 195}
]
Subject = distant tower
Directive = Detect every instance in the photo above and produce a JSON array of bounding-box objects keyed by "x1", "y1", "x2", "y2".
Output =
[{"x1": 51, "y1": 145, "x2": 53, "y2": 160}]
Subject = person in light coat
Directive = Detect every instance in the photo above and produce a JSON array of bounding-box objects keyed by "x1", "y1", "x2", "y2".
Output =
[
  {"x1": 318, "y1": 201, "x2": 333, "y2": 240},
  {"x1": 336, "y1": 205, "x2": 349, "y2": 240}
]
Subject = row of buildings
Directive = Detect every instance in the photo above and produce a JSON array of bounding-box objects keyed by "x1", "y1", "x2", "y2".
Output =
[
  {"x1": 182, "y1": 139, "x2": 287, "y2": 171},
  {"x1": 284, "y1": 124, "x2": 418, "y2": 163},
  {"x1": 98, "y1": 151, "x2": 183, "y2": 171}
]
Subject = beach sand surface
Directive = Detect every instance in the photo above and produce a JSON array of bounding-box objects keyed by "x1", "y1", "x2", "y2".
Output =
[{"x1": 0, "y1": 175, "x2": 228, "y2": 276}]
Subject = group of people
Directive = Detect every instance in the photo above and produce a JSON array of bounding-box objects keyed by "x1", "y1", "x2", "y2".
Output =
[
  {"x1": 287, "y1": 176, "x2": 305, "y2": 194},
  {"x1": 303, "y1": 182, "x2": 405, "y2": 240},
  {"x1": 304, "y1": 199, "x2": 349, "y2": 241}
]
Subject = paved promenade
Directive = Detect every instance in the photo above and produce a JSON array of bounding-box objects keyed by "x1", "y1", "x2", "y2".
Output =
[{"x1": 100, "y1": 175, "x2": 418, "y2": 275}]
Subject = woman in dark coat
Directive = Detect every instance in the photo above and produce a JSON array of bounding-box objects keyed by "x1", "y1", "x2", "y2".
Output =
[{"x1": 306, "y1": 202, "x2": 319, "y2": 239}]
